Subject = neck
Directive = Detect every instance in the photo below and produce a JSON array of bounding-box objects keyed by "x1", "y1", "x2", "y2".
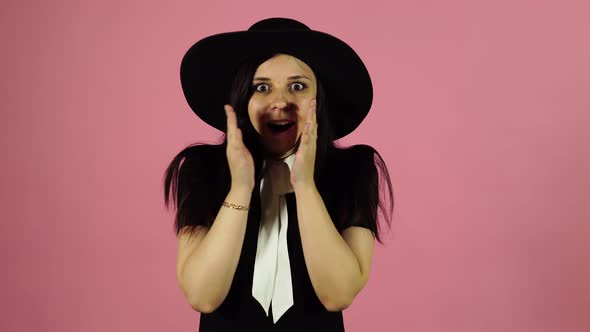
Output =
[{"x1": 264, "y1": 136, "x2": 301, "y2": 160}]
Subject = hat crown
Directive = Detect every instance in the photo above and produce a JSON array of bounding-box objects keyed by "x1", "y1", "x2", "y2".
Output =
[
  {"x1": 248, "y1": 18, "x2": 310, "y2": 32},
  {"x1": 181, "y1": 17, "x2": 373, "y2": 140}
]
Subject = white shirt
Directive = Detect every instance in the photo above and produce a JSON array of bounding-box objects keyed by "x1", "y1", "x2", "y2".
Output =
[{"x1": 252, "y1": 153, "x2": 296, "y2": 324}]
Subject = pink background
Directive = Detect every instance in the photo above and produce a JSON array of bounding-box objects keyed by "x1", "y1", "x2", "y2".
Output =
[{"x1": 1, "y1": 0, "x2": 589, "y2": 331}]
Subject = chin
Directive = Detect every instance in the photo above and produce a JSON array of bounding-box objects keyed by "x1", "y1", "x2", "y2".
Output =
[
  {"x1": 266, "y1": 146, "x2": 291, "y2": 157},
  {"x1": 264, "y1": 143, "x2": 296, "y2": 158},
  {"x1": 257, "y1": 126, "x2": 302, "y2": 158}
]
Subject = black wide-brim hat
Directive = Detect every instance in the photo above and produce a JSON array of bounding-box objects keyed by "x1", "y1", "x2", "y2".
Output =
[{"x1": 180, "y1": 17, "x2": 373, "y2": 140}]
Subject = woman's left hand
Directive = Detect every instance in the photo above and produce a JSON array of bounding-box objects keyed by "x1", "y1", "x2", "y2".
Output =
[{"x1": 291, "y1": 98, "x2": 317, "y2": 190}]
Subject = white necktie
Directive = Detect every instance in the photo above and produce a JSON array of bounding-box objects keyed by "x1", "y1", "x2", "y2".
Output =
[{"x1": 252, "y1": 153, "x2": 295, "y2": 324}]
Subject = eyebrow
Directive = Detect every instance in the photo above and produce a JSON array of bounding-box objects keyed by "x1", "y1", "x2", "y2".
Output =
[{"x1": 253, "y1": 75, "x2": 311, "y2": 81}]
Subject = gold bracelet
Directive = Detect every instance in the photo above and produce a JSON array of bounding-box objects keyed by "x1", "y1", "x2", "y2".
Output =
[{"x1": 222, "y1": 201, "x2": 249, "y2": 211}]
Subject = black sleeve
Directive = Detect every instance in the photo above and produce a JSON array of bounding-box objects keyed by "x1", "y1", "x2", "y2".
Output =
[{"x1": 340, "y1": 145, "x2": 379, "y2": 235}]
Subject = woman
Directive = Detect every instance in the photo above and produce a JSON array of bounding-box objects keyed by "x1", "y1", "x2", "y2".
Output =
[{"x1": 164, "y1": 17, "x2": 394, "y2": 331}]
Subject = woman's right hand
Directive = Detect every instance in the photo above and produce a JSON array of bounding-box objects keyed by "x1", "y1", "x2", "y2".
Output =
[{"x1": 224, "y1": 104, "x2": 255, "y2": 192}]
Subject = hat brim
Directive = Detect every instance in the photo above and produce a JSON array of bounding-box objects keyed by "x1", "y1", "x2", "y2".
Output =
[{"x1": 180, "y1": 29, "x2": 373, "y2": 140}]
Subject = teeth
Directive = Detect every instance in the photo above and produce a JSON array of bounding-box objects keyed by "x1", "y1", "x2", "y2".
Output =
[{"x1": 271, "y1": 121, "x2": 291, "y2": 125}]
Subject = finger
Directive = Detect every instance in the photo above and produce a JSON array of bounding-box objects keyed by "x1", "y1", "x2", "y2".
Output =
[
  {"x1": 311, "y1": 99, "x2": 317, "y2": 139},
  {"x1": 302, "y1": 122, "x2": 311, "y2": 145},
  {"x1": 306, "y1": 117, "x2": 314, "y2": 140},
  {"x1": 225, "y1": 104, "x2": 236, "y2": 130},
  {"x1": 225, "y1": 104, "x2": 237, "y2": 141},
  {"x1": 306, "y1": 103, "x2": 314, "y2": 126},
  {"x1": 224, "y1": 105, "x2": 231, "y2": 133},
  {"x1": 226, "y1": 107, "x2": 246, "y2": 148},
  {"x1": 235, "y1": 128, "x2": 244, "y2": 147},
  {"x1": 311, "y1": 99, "x2": 317, "y2": 123}
]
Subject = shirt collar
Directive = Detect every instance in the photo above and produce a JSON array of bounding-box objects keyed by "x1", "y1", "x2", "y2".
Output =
[
  {"x1": 283, "y1": 152, "x2": 295, "y2": 172},
  {"x1": 263, "y1": 152, "x2": 296, "y2": 171}
]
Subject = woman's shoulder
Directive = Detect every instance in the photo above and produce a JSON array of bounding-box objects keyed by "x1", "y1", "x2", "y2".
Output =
[
  {"x1": 166, "y1": 142, "x2": 229, "y2": 232},
  {"x1": 180, "y1": 143, "x2": 225, "y2": 168},
  {"x1": 175, "y1": 143, "x2": 228, "y2": 188},
  {"x1": 184, "y1": 142, "x2": 225, "y2": 158},
  {"x1": 320, "y1": 144, "x2": 377, "y2": 190},
  {"x1": 319, "y1": 144, "x2": 380, "y2": 233},
  {"x1": 328, "y1": 144, "x2": 376, "y2": 169}
]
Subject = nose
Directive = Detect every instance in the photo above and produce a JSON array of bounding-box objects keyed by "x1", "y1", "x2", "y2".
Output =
[{"x1": 270, "y1": 89, "x2": 289, "y2": 110}]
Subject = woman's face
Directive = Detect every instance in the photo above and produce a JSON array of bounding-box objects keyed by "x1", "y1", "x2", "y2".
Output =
[{"x1": 248, "y1": 54, "x2": 317, "y2": 159}]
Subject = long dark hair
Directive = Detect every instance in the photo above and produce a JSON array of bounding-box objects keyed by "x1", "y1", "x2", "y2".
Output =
[{"x1": 163, "y1": 53, "x2": 395, "y2": 243}]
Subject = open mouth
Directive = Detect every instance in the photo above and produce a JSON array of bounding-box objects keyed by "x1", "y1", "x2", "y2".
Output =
[{"x1": 267, "y1": 121, "x2": 295, "y2": 134}]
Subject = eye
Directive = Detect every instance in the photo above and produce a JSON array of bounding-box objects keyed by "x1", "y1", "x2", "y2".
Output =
[
  {"x1": 290, "y1": 82, "x2": 306, "y2": 91},
  {"x1": 254, "y1": 83, "x2": 270, "y2": 93}
]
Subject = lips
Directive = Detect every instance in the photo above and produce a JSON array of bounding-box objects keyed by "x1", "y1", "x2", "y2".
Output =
[{"x1": 267, "y1": 120, "x2": 295, "y2": 133}]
